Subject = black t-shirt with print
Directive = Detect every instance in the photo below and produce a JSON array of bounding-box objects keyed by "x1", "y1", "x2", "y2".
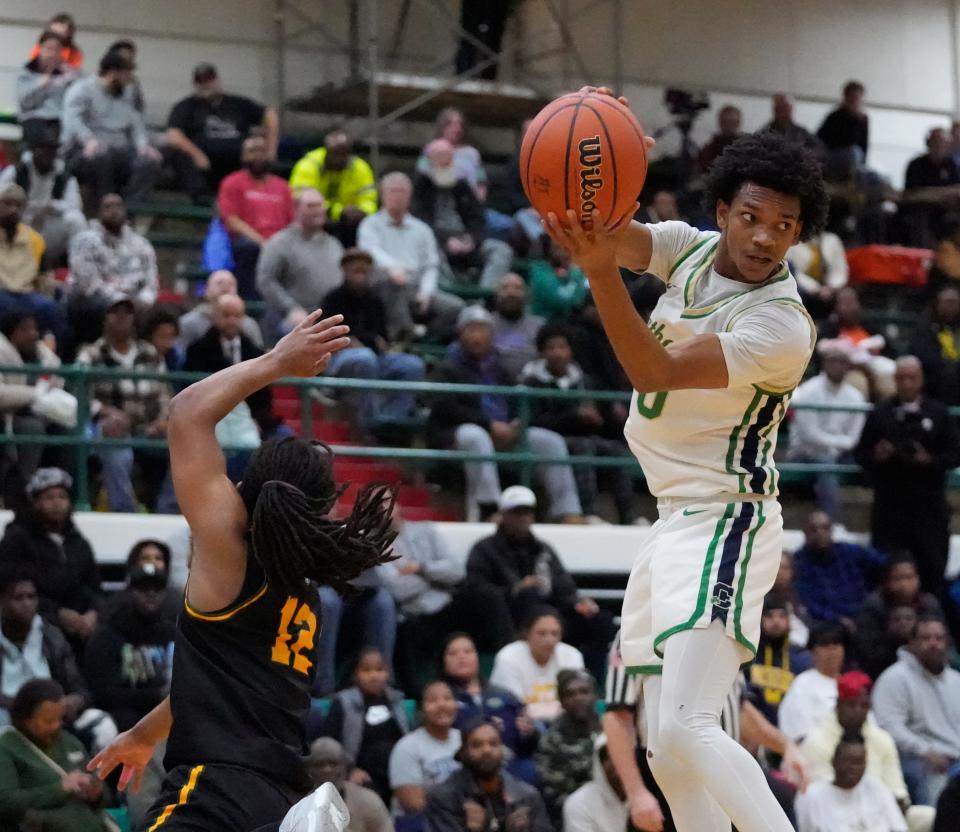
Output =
[{"x1": 167, "y1": 93, "x2": 265, "y2": 156}]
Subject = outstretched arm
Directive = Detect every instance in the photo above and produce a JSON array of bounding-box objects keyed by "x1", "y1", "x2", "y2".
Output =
[
  {"x1": 169, "y1": 310, "x2": 350, "y2": 613},
  {"x1": 87, "y1": 697, "x2": 173, "y2": 792}
]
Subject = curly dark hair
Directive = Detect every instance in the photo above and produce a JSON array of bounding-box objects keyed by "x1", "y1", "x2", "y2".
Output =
[{"x1": 703, "y1": 132, "x2": 829, "y2": 241}]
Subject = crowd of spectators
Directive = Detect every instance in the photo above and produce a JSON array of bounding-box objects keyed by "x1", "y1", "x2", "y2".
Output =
[{"x1": 2, "y1": 12, "x2": 960, "y2": 832}]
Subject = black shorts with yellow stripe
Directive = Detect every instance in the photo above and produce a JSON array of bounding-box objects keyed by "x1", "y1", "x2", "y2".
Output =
[{"x1": 139, "y1": 763, "x2": 302, "y2": 832}]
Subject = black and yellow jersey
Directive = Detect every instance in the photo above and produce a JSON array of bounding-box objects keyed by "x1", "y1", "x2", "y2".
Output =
[{"x1": 164, "y1": 563, "x2": 320, "y2": 794}]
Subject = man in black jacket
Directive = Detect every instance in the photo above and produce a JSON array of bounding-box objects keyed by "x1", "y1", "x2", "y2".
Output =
[
  {"x1": 425, "y1": 720, "x2": 551, "y2": 832},
  {"x1": 855, "y1": 356, "x2": 960, "y2": 599},
  {"x1": 412, "y1": 139, "x2": 511, "y2": 290},
  {"x1": 428, "y1": 305, "x2": 582, "y2": 522},
  {"x1": 520, "y1": 323, "x2": 635, "y2": 524},
  {"x1": 0, "y1": 468, "x2": 99, "y2": 652},
  {"x1": 466, "y1": 486, "x2": 613, "y2": 679},
  {"x1": 319, "y1": 248, "x2": 425, "y2": 435},
  {"x1": 184, "y1": 292, "x2": 280, "y2": 437}
]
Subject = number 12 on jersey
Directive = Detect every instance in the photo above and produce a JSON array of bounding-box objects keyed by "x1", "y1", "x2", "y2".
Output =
[{"x1": 271, "y1": 596, "x2": 318, "y2": 674}]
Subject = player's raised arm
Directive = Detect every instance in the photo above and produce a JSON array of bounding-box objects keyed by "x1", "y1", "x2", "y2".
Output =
[{"x1": 168, "y1": 310, "x2": 350, "y2": 611}]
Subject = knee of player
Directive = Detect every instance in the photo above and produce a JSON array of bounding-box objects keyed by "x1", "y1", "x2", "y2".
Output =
[{"x1": 656, "y1": 703, "x2": 708, "y2": 762}]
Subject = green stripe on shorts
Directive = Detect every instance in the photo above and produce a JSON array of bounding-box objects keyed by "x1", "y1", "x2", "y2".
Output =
[{"x1": 653, "y1": 502, "x2": 735, "y2": 658}]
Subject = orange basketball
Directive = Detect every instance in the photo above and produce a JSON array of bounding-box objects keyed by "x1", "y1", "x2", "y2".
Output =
[{"x1": 519, "y1": 91, "x2": 648, "y2": 228}]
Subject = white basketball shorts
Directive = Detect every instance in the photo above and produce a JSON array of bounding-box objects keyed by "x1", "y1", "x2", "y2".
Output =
[{"x1": 620, "y1": 497, "x2": 783, "y2": 674}]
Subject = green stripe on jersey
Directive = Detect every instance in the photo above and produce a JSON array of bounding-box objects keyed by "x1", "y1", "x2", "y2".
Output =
[
  {"x1": 682, "y1": 239, "x2": 721, "y2": 307},
  {"x1": 669, "y1": 235, "x2": 714, "y2": 279},
  {"x1": 682, "y1": 267, "x2": 791, "y2": 319},
  {"x1": 725, "y1": 389, "x2": 765, "y2": 493}
]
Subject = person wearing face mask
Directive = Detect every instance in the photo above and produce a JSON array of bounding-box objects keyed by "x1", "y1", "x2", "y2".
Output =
[
  {"x1": 217, "y1": 134, "x2": 294, "y2": 299},
  {"x1": 84, "y1": 562, "x2": 176, "y2": 733},
  {"x1": 166, "y1": 63, "x2": 278, "y2": 199},
  {"x1": 61, "y1": 49, "x2": 161, "y2": 212},
  {"x1": 412, "y1": 139, "x2": 512, "y2": 290}
]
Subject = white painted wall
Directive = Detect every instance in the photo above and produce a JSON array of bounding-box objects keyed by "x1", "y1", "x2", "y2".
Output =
[
  {"x1": 0, "y1": 512, "x2": 956, "y2": 592},
  {"x1": 0, "y1": 0, "x2": 956, "y2": 184}
]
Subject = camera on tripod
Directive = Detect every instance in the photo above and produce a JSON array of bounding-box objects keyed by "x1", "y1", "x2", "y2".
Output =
[{"x1": 664, "y1": 88, "x2": 711, "y2": 132}]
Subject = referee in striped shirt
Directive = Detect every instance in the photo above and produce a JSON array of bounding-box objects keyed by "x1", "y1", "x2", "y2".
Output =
[{"x1": 603, "y1": 633, "x2": 809, "y2": 831}]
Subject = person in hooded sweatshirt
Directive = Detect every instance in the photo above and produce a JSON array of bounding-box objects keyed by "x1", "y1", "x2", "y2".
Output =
[
  {"x1": 83, "y1": 561, "x2": 175, "y2": 732},
  {"x1": 562, "y1": 735, "x2": 628, "y2": 832},
  {"x1": 873, "y1": 615, "x2": 960, "y2": 807}
]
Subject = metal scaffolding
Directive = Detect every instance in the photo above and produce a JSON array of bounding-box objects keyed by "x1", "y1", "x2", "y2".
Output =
[{"x1": 272, "y1": 0, "x2": 626, "y2": 172}]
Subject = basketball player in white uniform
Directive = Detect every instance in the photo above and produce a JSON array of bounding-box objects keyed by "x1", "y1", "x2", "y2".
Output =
[{"x1": 546, "y1": 99, "x2": 828, "y2": 832}]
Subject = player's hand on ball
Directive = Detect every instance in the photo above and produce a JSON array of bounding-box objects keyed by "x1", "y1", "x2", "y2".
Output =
[
  {"x1": 629, "y1": 790, "x2": 664, "y2": 831},
  {"x1": 545, "y1": 207, "x2": 636, "y2": 278},
  {"x1": 271, "y1": 309, "x2": 351, "y2": 377},
  {"x1": 87, "y1": 728, "x2": 155, "y2": 793},
  {"x1": 575, "y1": 86, "x2": 657, "y2": 153}
]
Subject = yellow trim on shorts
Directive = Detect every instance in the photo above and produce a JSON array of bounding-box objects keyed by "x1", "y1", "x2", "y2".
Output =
[{"x1": 147, "y1": 764, "x2": 204, "y2": 830}]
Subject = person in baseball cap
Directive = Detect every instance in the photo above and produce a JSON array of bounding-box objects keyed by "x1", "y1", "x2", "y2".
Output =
[
  {"x1": 456, "y1": 304, "x2": 494, "y2": 332},
  {"x1": 26, "y1": 466, "x2": 73, "y2": 498},
  {"x1": 498, "y1": 485, "x2": 536, "y2": 513}
]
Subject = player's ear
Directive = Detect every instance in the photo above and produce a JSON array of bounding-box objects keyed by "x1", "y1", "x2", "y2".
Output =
[
  {"x1": 715, "y1": 199, "x2": 729, "y2": 231},
  {"x1": 793, "y1": 221, "x2": 804, "y2": 245}
]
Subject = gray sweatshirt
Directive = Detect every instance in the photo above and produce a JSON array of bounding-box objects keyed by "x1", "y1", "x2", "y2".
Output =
[
  {"x1": 62, "y1": 76, "x2": 148, "y2": 151},
  {"x1": 15, "y1": 63, "x2": 76, "y2": 122},
  {"x1": 255, "y1": 225, "x2": 344, "y2": 316},
  {"x1": 872, "y1": 646, "x2": 960, "y2": 758},
  {"x1": 376, "y1": 521, "x2": 464, "y2": 616}
]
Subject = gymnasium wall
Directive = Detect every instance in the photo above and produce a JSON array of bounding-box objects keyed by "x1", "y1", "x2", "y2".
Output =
[
  {"x1": 1, "y1": 512, "x2": 957, "y2": 595},
  {"x1": 0, "y1": 0, "x2": 956, "y2": 185}
]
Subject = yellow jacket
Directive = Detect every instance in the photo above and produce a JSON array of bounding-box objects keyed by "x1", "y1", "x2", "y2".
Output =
[{"x1": 288, "y1": 147, "x2": 377, "y2": 220}]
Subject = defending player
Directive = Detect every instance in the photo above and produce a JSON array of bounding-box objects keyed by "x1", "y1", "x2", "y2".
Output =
[
  {"x1": 88, "y1": 310, "x2": 397, "y2": 831},
  {"x1": 546, "y1": 106, "x2": 828, "y2": 832}
]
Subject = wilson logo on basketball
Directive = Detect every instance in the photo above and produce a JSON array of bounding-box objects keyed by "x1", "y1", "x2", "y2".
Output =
[{"x1": 577, "y1": 135, "x2": 603, "y2": 227}]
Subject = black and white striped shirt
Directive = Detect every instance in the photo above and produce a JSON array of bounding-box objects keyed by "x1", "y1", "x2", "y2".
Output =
[{"x1": 605, "y1": 634, "x2": 743, "y2": 743}]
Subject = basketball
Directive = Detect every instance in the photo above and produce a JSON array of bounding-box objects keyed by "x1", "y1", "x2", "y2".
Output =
[{"x1": 519, "y1": 90, "x2": 648, "y2": 228}]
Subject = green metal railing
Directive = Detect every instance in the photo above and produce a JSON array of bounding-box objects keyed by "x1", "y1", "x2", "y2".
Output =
[{"x1": 0, "y1": 363, "x2": 921, "y2": 510}]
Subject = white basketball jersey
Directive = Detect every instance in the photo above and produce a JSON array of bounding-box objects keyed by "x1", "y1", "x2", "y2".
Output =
[{"x1": 623, "y1": 221, "x2": 816, "y2": 499}]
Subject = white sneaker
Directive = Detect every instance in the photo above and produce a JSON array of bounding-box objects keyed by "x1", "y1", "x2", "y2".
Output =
[{"x1": 280, "y1": 782, "x2": 350, "y2": 832}]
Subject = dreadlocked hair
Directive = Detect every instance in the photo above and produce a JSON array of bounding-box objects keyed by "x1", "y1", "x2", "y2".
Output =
[{"x1": 238, "y1": 437, "x2": 398, "y2": 599}]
